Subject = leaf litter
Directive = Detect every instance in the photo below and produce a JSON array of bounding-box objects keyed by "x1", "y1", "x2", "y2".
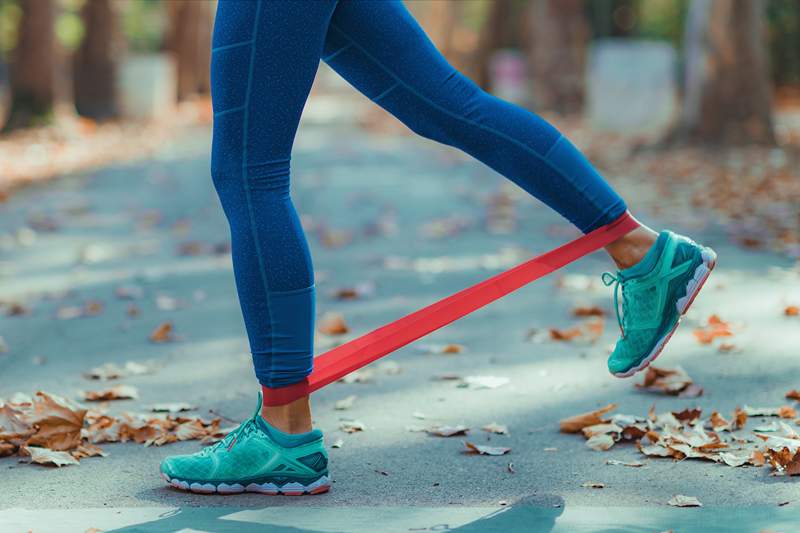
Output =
[
  {"x1": 560, "y1": 372, "x2": 800, "y2": 477},
  {"x1": 0, "y1": 391, "x2": 228, "y2": 467}
]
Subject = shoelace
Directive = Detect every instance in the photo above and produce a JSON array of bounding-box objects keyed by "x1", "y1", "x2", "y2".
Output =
[
  {"x1": 601, "y1": 271, "x2": 627, "y2": 337},
  {"x1": 204, "y1": 416, "x2": 258, "y2": 454}
]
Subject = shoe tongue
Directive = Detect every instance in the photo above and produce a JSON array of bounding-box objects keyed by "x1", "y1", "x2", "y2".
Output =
[{"x1": 251, "y1": 391, "x2": 263, "y2": 420}]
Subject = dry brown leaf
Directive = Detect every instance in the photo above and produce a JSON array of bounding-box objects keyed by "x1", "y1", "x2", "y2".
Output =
[
  {"x1": 572, "y1": 305, "x2": 606, "y2": 317},
  {"x1": 463, "y1": 441, "x2": 511, "y2": 456},
  {"x1": 0, "y1": 403, "x2": 34, "y2": 444},
  {"x1": 339, "y1": 419, "x2": 365, "y2": 433},
  {"x1": 786, "y1": 389, "x2": 800, "y2": 401},
  {"x1": 334, "y1": 395, "x2": 357, "y2": 410},
  {"x1": 581, "y1": 481, "x2": 605, "y2": 488},
  {"x1": 174, "y1": 420, "x2": 207, "y2": 441},
  {"x1": 732, "y1": 407, "x2": 748, "y2": 430},
  {"x1": 482, "y1": 422, "x2": 508, "y2": 435},
  {"x1": 26, "y1": 392, "x2": 87, "y2": 451},
  {"x1": 82, "y1": 385, "x2": 139, "y2": 402},
  {"x1": 586, "y1": 434, "x2": 616, "y2": 451},
  {"x1": 427, "y1": 425, "x2": 469, "y2": 437},
  {"x1": 709, "y1": 411, "x2": 731, "y2": 431},
  {"x1": 149, "y1": 322, "x2": 175, "y2": 343},
  {"x1": 636, "y1": 366, "x2": 701, "y2": 397},
  {"x1": 606, "y1": 459, "x2": 644, "y2": 467},
  {"x1": 330, "y1": 281, "x2": 375, "y2": 301},
  {"x1": 318, "y1": 312, "x2": 349, "y2": 335},
  {"x1": 22, "y1": 445, "x2": 80, "y2": 467},
  {"x1": 582, "y1": 423, "x2": 622, "y2": 439},
  {"x1": 784, "y1": 305, "x2": 799, "y2": 316},
  {"x1": 559, "y1": 403, "x2": 616, "y2": 434},
  {"x1": 672, "y1": 408, "x2": 702, "y2": 424},
  {"x1": 150, "y1": 402, "x2": 196, "y2": 413},
  {"x1": 693, "y1": 314, "x2": 733, "y2": 345},
  {"x1": 71, "y1": 443, "x2": 107, "y2": 459},
  {"x1": 667, "y1": 495, "x2": 702, "y2": 507}
]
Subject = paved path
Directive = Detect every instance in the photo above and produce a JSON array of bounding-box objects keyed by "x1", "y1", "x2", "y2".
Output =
[{"x1": 1, "y1": 120, "x2": 799, "y2": 531}]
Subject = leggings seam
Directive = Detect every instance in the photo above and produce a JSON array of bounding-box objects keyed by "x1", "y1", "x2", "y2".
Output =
[
  {"x1": 328, "y1": 23, "x2": 606, "y2": 222},
  {"x1": 241, "y1": 0, "x2": 277, "y2": 382},
  {"x1": 372, "y1": 82, "x2": 399, "y2": 103},
  {"x1": 322, "y1": 42, "x2": 353, "y2": 62},
  {"x1": 214, "y1": 105, "x2": 246, "y2": 118},
  {"x1": 212, "y1": 39, "x2": 254, "y2": 53}
]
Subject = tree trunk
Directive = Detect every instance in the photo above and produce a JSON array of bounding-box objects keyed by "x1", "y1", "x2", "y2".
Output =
[
  {"x1": 73, "y1": 0, "x2": 120, "y2": 121},
  {"x1": 165, "y1": 0, "x2": 213, "y2": 102},
  {"x1": 4, "y1": 0, "x2": 56, "y2": 131},
  {"x1": 680, "y1": 0, "x2": 775, "y2": 145},
  {"x1": 473, "y1": 0, "x2": 518, "y2": 89},
  {"x1": 526, "y1": 0, "x2": 589, "y2": 115}
]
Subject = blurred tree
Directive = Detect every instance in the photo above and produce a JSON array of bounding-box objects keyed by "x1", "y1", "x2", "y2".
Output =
[
  {"x1": 73, "y1": 0, "x2": 120, "y2": 120},
  {"x1": 473, "y1": 0, "x2": 521, "y2": 89},
  {"x1": 165, "y1": 0, "x2": 212, "y2": 101},
  {"x1": 4, "y1": 0, "x2": 55, "y2": 131},
  {"x1": 678, "y1": 0, "x2": 775, "y2": 144},
  {"x1": 526, "y1": 0, "x2": 589, "y2": 114}
]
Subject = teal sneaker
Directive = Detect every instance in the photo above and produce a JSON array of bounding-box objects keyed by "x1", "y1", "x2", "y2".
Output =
[
  {"x1": 160, "y1": 393, "x2": 330, "y2": 495},
  {"x1": 602, "y1": 230, "x2": 717, "y2": 377}
]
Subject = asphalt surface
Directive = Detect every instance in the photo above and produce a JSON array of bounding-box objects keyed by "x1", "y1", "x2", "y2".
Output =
[{"x1": 1, "y1": 117, "x2": 799, "y2": 531}]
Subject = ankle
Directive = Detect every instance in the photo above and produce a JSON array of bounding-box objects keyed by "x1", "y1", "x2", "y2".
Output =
[
  {"x1": 605, "y1": 226, "x2": 659, "y2": 270},
  {"x1": 260, "y1": 394, "x2": 313, "y2": 434}
]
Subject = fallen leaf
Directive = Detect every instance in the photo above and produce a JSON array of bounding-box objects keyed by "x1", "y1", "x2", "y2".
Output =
[
  {"x1": 330, "y1": 281, "x2": 376, "y2": 300},
  {"x1": 463, "y1": 441, "x2": 511, "y2": 456},
  {"x1": 586, "y1": 434, "x2": 616, "y2": 451},
  {"x1": 787, "y1": 390, "x2": 800, "y2": 402},
  {"x1": 419, "y1": 343, "x2": 465, "y2": 355},
  {"x1": 338, "y1": 368, "x2": 374, "y2": 384},
  {"x1": 636, "y1": 366, "x2": 701, "y2": 397},
  {"x1": 318, "y1": 312, "x2": 349, "y2": 335},
  {"x1": 427, "y1": 425, "x2": 469, "y2": 437},
  {"x1": 149, "y1": 402, "x2": 196, "y2": 413},
  {"x1": 149, "y1": 322, "x2": 175, "y2": 343},
  {"x1": 667, "y1": 495, "x2": 702, "y2": 507},
  {"x1": 81, "y1": 385, "x2": 139, "y2": 401},
  {"x1": 334, "y1": 395, "x2": 357, "y2": 410},
  {"x1": 693, "y1": 314, "x2": 733, "y2": 345},
  {"x1": 22, "y1": 445, "x2": 80, "y2": 467},
  {"x1": 71, "y1": 443, "x2": 107, "y2": 459},
  {"x1": 559, "y1": 404, "x2": 616, "y2": 433},
  {"x1": 26, "y1": 392, "x2": 87, "y2": 451},
  {"x1": 339, "y1": 419, "x2": 365, "y2": 433},
  {"x1": 482, "y1": 422, "x2": 508, "y2": 435},
  {"x1": 581, "y1": 481, "x2": 605, "y2": 488},
  {"x1": 784, "y1": 305, "x2": 799, "y2": 316},
  {"x1": 462, "y1": 376, "x2": 510, "y2": 389},
  {"x1": 84, "y1": 361, "x2": 157, "y2": 380},
  {"x1": 606, "y1": 459, "x2": 644, "y2": 467},
  {"x1": 572, "y1": 305, "x2": 606, "y2": 317}
]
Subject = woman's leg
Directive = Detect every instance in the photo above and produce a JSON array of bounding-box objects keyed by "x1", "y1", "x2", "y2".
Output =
[
  {"x1": 160, "y1": 0, "x2": 336, "y2": 497},
  {"x1": 323, "y1": 0, "x2": 629, "y2": 235},
  {"x1": 322, "y1": 0, "x2": 715, "y2": 379},
  {"x1": 210, "y1": 0, "x2": 338, "y2": 431}
]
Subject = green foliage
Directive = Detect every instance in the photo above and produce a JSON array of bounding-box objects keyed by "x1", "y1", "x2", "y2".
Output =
[
  {"x1": 121, "y1": 0, "x2": 166, "y2": 53},
  {"x1": 767, "y1": 0, "x2": 800, "y2": 85},
  {"x1": 0, "y1": 0, "x2": 22, "y2": 58}
]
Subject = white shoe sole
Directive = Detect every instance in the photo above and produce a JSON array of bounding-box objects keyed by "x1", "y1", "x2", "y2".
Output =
[
  {"x1": 612, "y1": 247, "x2": 717, "y2": 378},
  {"x1": 161, "y1": 472, "x2": 331, "y2": 496}
]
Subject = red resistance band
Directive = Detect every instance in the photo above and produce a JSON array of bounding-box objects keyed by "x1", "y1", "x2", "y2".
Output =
[{"x1": 262, "y1": 211, "x2": 639, "y2": 406}]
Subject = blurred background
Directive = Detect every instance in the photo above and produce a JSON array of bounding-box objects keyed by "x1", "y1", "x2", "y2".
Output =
[
  {"x1": 2, "y1": 2, "x2": 800, "y2": 517},
  {"x1": 0, "y1": 0, "x2": 798, "y2": 256}
]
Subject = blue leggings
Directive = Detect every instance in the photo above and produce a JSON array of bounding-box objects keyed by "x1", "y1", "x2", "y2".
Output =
[{"x1": 210, "y1": 0, "x2": 627, "y2": 389}]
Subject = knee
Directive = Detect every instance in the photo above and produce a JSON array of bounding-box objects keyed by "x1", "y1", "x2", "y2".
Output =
[{"x1": 390, "y1": 74, "x2": 488, "y2": 145}]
